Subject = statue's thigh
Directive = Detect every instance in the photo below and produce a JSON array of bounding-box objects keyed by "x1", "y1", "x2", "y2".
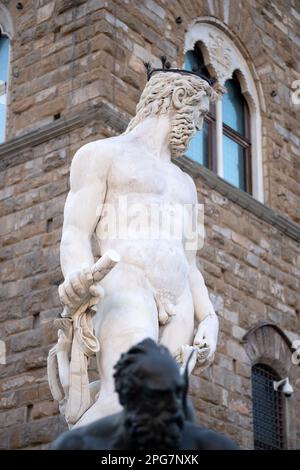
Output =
[
  {"x1": 159, "y1": 288, "x2": 194, "y2": 354},
  {"x1": 94, "y1": 288, "x2": 159, "y2": 373}
]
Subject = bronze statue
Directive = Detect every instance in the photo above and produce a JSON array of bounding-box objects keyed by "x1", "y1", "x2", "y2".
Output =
[{"x1": 51, "y1": 339, "x2": 238, "y2": 450}]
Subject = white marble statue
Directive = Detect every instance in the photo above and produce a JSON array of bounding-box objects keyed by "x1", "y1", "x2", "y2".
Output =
[{"x1": 48, "y1": 70, "x2": 219, "y2": 428}]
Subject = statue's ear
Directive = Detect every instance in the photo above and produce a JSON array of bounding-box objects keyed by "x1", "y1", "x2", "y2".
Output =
[{"x1": 172, "y1": 87, "x2": 186, "y2": 109}]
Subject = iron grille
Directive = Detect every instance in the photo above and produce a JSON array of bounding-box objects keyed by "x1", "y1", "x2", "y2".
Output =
[{"x1": 251, "y1": 364, "x2": 286, "y2": 450}]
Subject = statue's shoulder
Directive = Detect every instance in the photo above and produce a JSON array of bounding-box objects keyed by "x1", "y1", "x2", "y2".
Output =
[
  {"x1": 173, "y1": 165, "x2": 197, "y2": 202},
  {"x1": 182, "y1": 422, "x2": 239, "y2": 450},
  {"x1": 51, "y1": 427, "x2": 86, "y2": 450},
  {"x1": 70, "y1": 136, "x2": 125, "y2": 176},
  {"x1": 74, "y1": 136, "x2": 122, "y2": 161},
  {"x1": 171, "y1": 161, "x2": 197, "y2": 188},
  {"x1": 183, "y1": 170, "x2": 197, "y2": 191},
  {"x1": 51, "y1": 412, "x2": 122, "y2": 450}
]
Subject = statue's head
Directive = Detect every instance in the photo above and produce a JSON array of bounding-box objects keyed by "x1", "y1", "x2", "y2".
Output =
[
  {"x1": 113, "y1": 338, "x2": 186, "y2": 449},
  {"x1": 125, "y1": 71, "x2": 216, "y2": 158}
]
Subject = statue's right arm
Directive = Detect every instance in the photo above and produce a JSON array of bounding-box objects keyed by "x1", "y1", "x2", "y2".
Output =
[{"x1": 59, "y1": 142, "x2": 111, "y2": 311}]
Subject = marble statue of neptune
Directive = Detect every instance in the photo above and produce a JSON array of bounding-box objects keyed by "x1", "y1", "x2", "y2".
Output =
[{"x1": 48, "y1": 67, "x2": 219, "y2": 428}]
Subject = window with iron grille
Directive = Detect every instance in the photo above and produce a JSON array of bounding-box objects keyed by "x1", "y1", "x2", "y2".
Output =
[{"x1": 251, "y1": 364, "x2": 286, "y2": 450}]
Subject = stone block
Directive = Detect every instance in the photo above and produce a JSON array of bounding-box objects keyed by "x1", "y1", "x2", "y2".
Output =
[
  {"x1": 31, "y1": 401, "x2": 59, "y2": 420},
  {"x1": 0, "y1": 407, "x2": 26, "y2": 428},
  {"x1": 37, "y1": 2, "x2": 55, "y2": 24},
  {"x1": 227, "y1": 340, "x2": 250, "y2": 364},
  {"x1": 9, "y1": 416, "x2": 62, "y2": 449},
  {"x1": 10, "y1": 329, "x2": 41, "y2": 354}
]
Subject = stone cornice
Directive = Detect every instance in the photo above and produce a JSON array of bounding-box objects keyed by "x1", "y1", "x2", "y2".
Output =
[
  {"x1": 176, "y1": 155, "x2": 300, "y2": 243},
  {"x1": 1, "y1": 103, "x2": 300, "y2": 243},
  {"x1": 0, "y1": 102, "x2": 128, "y2": 170}
]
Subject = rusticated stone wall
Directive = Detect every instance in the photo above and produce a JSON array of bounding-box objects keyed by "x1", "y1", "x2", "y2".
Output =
[
  {"x1": 0, "y1": 111, "x2": 122, "y2": 448},
  {"x1": 3, "y1": 0, "x2": 300, "y2": 223},
  {"x1": 0, "y1": 104, "x2": 299, "y2": 449}
]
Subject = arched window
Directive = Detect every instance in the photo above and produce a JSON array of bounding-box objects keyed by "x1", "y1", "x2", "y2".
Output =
[
  {"x1": 251, "y1": 364, "x2": 286, "y2": 450},
  {"x1": 184, "y1": 46, "x2": 252, "y2": 193},
  {"x1": 0, "y1": 32, "x2": 10, "y2": 143},
  {"x1": 184, "y1": 20, "x2": 264, "y2": 202},
  {"x1": 242, "y1": 323, "x2": 298, "y2": 450}
]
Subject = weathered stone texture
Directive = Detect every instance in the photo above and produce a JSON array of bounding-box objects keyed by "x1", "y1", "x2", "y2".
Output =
[
  {"x1": 0, "y1": 120, "x2": 109, "y2": 448},
  {"x1": 3, "y1": 0, "x2": 300, "y2": 223},
  {"x1": 0, "y1": 0, "x2": 299, "y2": 450}
]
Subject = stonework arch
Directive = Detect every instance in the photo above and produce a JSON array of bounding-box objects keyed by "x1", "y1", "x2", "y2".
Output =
[
  {"x1": 242, "y1": 322, "x2": 300, "y2": 449},
  {"x1": 184, "y1": 18, "x2": 264, "y2": 202},
  {"x1": 0, "y1": 4, "x2": 14, "y2": 39}
]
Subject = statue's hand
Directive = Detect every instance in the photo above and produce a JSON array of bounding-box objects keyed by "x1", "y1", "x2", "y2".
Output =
[
  {"x1": 193, "y1": 314, "x2": 219, "y2": 367},
  {"x1": 58, "y1": 266, "x2": 104, "y2": 316},
  {"x1": 174, "y1": 345, "x2": 197, "y2": 375}
]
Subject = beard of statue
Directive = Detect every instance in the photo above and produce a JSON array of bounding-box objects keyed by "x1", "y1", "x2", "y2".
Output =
[
  {"x1": 169, "y1": 105, "x2": 201, "y2": 158},
  {"x1": 122, "y1": 405, "x2": 185, "y2": 450}
]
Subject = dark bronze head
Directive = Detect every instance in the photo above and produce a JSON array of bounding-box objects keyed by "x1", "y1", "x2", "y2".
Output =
[{"x1": 113, "y1": 338, "x2": 186, "y2": 450}]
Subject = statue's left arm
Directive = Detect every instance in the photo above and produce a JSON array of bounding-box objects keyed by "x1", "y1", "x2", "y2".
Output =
[{"x1": 184, "y1": 173, "x2": 219, "y2": 366}]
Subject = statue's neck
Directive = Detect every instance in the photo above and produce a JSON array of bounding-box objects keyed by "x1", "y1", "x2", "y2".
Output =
[{"x1": 127, "y1": 115, "x2": 172, "y2": 162}]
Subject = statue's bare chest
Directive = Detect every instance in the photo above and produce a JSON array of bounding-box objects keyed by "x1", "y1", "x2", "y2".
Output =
[{"x1": 108, "y1": 153, "x2": 193, "y2": 204}]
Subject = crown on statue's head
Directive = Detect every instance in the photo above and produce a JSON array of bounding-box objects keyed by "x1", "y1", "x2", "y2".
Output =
[{"x1": 144, "y1": 55, "x2": 215, "y2": 86}]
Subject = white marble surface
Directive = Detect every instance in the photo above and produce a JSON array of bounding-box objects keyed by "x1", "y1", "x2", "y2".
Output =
[{"x1": 49, "y1": 71, "x2": 219, "y2": 427}]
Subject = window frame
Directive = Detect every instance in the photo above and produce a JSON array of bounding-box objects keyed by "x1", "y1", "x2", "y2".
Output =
[
  {"x1": 0, "y1": 31, "x2": 10, "y2": 144},
  {"x1": 222, "y1": 92, "x2": 252, "y2": 193},
  {"x1": 0, "y1": 3, "x2": 13, "y2": 145},
  {"x1": 0, "y1": 3, "x2": 15, "y2": 145}
]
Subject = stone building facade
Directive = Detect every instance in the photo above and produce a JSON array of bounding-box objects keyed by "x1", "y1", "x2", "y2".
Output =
[{"x1": 0, "y1": 0, "x2": 299, "y2": 449}]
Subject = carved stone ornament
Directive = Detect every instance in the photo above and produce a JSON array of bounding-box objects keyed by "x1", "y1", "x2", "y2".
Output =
[{"x1": 207, "y1": 33, "x2": 232, "y2": 83}]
